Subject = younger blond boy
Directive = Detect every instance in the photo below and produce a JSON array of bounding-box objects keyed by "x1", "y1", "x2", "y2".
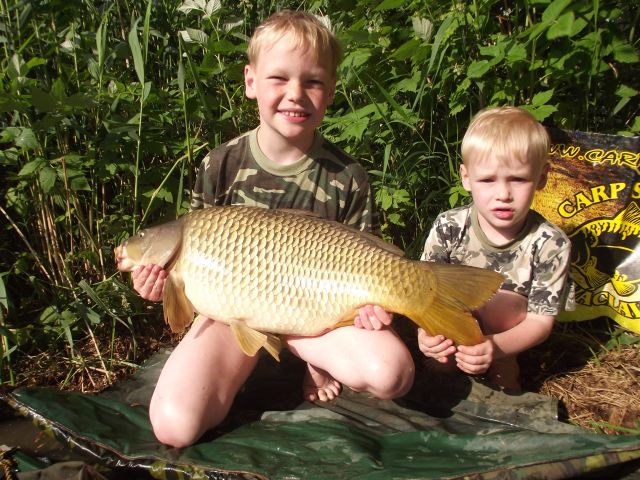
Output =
[
  {"x1": 125, "y1": 10, "x2": 415, "y2": 448},
  {"x1": 418, "y1": 106, "x2": 574, "y2": 390}
]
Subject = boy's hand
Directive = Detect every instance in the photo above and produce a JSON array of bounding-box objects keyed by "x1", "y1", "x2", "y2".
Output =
[
  {"x1": 354, "y1": 305, "x2": 392, "y2": 330},
  {"x1": 417, "y1": 329, "x2": 457, "y2": 362},
  {"x1": 132, "y1": 264, "x2": 167, "y2": 302},
  {"x1": 454, "y1": 337, "x2": 495, "y2": 375}
]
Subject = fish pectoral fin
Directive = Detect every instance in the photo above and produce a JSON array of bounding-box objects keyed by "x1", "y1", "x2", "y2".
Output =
[
  {"x1": 163, "y1": 274, "x2": 194, "y2": 333},
  {"x1": 230, "y1": 323, "x2": 282, "y2": 362},
  {"x1": 330, "y1": 309, "x2": 360, "y2": 330}
]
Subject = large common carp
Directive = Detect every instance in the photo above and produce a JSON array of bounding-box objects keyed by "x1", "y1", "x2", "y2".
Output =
[{"x1": 115, "y1": 206, "x2": 503, "y2": 359}]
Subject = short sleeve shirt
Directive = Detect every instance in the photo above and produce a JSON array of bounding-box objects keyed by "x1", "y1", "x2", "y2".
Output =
[
  {"x1": 190, "y1": 128, "x2": 379, "y2": 234},
  {"x1": 421, "y1": 205, "x2": 575, "y2": 315}
]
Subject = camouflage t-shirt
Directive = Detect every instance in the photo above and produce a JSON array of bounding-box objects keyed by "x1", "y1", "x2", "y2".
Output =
[
  {"x1": 421, "y1": 205, "x2": 575, "y2": 315},
  {"x1": 190, "y1": 128, "x2": 379, "y2": 234}
]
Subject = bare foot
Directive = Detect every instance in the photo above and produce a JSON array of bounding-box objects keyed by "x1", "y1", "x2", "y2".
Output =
[{"x1": 303, "y1": 363, "x2": 342, "y2": 402}]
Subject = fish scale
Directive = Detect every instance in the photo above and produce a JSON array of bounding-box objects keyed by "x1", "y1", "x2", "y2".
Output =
[
  {"x1": 181, "y1": 207, "x2": 398, "y2": 334},
  {"x1": 115, "y1": 205, "x2": 505, "y2": 357}
]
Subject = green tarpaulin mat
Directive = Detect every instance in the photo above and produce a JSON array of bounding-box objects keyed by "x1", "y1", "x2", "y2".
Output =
[{"x1": 2, "y1": 349, "x2": 640, "y2": 479}]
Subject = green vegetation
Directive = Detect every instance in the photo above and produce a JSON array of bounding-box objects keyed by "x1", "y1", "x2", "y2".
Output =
[{"x1": 0, "y1": 0, "x2": 638, "y2": 401}]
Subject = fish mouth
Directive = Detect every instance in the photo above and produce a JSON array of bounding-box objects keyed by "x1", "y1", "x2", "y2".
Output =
[{"x1": 114, "y1": 244, "x2": 136, "y2": 272}]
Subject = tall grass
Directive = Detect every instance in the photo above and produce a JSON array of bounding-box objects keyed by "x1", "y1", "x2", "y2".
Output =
[{"x1": 0, "y1": 0, "x2": 637, "y2": 386}]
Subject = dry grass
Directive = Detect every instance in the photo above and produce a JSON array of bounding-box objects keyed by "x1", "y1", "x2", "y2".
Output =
[
  {"x1": 538, "y1": 347, "x2": 640, "y2": 433},
  {"x1": 521, "y1": 318, "x2": 640, "y2": 434}
]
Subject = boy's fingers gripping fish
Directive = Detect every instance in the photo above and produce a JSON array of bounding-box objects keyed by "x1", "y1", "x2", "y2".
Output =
[{"x1": 115, "y1": 206, "x2": 504, "y2": 360}]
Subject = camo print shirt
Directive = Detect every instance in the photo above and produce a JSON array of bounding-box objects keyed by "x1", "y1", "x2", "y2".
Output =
[
  {"x1": 190, "y1": 128, "x2": 380, "y2": 234},
  {"x1": 421, "y1": 205, "x2": 575, "y2": 315}
]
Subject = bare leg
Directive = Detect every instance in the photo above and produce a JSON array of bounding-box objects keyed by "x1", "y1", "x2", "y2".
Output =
[
  {"x1": 486, "y1": 355, "x2": 521, "y2": 390},
  {"x1": 286, "y1": 326, "x2": 415, "y2": 402},
  {"x1": 149, "y1": 318, "x2": 259, "y2": 447}
]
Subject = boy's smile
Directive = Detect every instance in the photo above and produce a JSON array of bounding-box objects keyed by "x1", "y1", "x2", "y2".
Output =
[
  {"x1": 461, "y1": 159, "x2": 548, "y2": 244},
  {"x1": 244, "y1": 34, "x2": 336, "y2": 163}
]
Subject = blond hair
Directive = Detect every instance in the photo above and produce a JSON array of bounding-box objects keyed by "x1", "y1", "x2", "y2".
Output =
[
  {"x1": 247, "y1": 10, "x2": 341, "y2": 75},
  {"x1": 461, "y1": 106, "x2": 550, "y2": 171}
]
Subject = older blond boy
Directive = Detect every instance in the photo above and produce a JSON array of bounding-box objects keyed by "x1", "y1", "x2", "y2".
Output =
[
  {"x1": 128, "y1": 11, "x2": 414, "y2": 448},
  {"x1": 418, "y1": 107, "x2": 574, "y2": 390}
]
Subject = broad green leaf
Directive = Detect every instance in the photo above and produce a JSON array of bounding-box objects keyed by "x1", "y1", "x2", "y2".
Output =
[
  {"x1": 428, "y1": 13, "x2": 454, "y2": 74},
  {"x1": 532, "y1": 89, "x2": 555, "y2": 106},
  {"x1": 0, "y1": 96, "x2": 27, "y2": 113},
  {"x1": 65, "y1": 168, "x2": 92, "y2": 191},
  {"x1": 25, "y1": 57, "x2": 47, "y2": 71},
  {"x1": 128, "y1": 18, "x2": 145, "y2": 84},
  {"x1": 525, "y1": 103, "x2": 558, "y2": 121},
  {"x1": 13, "y1": 128, "x2": 40, "y2": 150},
  {"x1": 97, "y1": 11, "x2": 109, "y2": 70},
  {"x1": 392, "y1": 38, "x2": 422, "y2": 61},
  {"x1": 143, "y1": 0, "x2": 153, "y2": 62},
  {"x1": 39, "y1": 166, "x2": 57, "y2": 193},
  {"x1": 17, "y1": 158, "x2": 45, "y2": 176},
  {"x1": 205, "y1": 0, "x2": 222, "y2": 17},
  {"x1": 374, "y1": 0, "x2": 407, "y2": 11},
  {"x1": 506, "y1": 42, "x2": 527, "y2": 62},
  {"x1": 65, "y1": 93, "x2": 96, "y2": 109},
  {"x1": 51, "y1": 78, "x2": 66, "y2": 102},
  {"x1": 209, "y1": 39, "x2": 242, "y2": 54},
  {"x1": 467, "y1": 60, "x2": 491, "y2": 79},
  {"x1": 143, "y1": 187, "x2": 173, "y2": 203},
  {"x1": 74, "y1": 301, "x2": 102, "y2": 326},
  {"x1": 142, "y1": 81, "x2": 152, "y2": 103},
  {"x1": 613, "y1": 43, "x2": 639, "y2": 63},
  {"x1": 615, "y1": 84, "x2": 637, "y2": 98},
  {"x1": 31, "y1": 87, "x2": 58, "y2": 112},
  {"x1": 177, "y1": 0, "x2": 205, "y2": 15},
  {"x1": 479, "y1": 43, "x2": 503, "y2": 58},
  {"x1": 547, "y1": 11, "x2": 574, "y2": 39},
  {"x1": 541, "y1": 0, "x2": 572, "y2": 22},
  {"x1": 180, "y1": 28, "x2": 209, "y2": 45},
  {"x1": 612, "y1": 97, "x2": 630, "y2": 115},
  {"x1": 378, "y1": 188, "x2": 393, "y2": 210},
  {"x1": 7, "y1": 54, "x2": 25, "y2": 79},
  {"x1": 87, "y1": 58, "x2": 100, "y2": 81}
]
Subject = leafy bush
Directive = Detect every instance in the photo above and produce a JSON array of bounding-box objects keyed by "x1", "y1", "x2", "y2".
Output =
[{"x1": 0, "y1": 0, "x2": 637, "y2": 384}]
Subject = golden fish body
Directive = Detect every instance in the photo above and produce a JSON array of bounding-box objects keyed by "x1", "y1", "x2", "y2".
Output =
[{"x1": 116, "y1": 206, "x2": 504, "y2": 358}]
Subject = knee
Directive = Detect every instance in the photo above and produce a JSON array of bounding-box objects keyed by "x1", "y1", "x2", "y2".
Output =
[
  {"x1": 149, "y1": 398, "x2": 215, "y2": 448},
  {"x1": 365, "y1": 354, "x2": 415, "y2": 400}
]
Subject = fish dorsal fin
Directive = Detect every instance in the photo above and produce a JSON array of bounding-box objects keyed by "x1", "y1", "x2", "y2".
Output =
[
  {"x1": 276, "y1": 209, "x2": 404, "y2": 257},
  {"x1": 230, "y1": 323, "x2": 282, "y2": 361},
  {"x1": 163, "y1": 273, "x2": 194, "y2": 333}
]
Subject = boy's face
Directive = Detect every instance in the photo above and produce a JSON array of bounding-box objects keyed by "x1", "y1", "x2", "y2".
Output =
[
  {"x1": 460, "y1": 157, "x2": 548, "y2": 243},
  {"x1": 244, "y1": 34, "x2": 336, "y2": 152}
]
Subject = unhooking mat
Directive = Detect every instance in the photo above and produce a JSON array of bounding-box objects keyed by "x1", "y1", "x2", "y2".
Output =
[{"x1": 2, "y1": 348, "x2": 640, "y2": 480}]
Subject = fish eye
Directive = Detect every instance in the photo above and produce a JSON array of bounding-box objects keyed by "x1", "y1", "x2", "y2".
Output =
[{"x1": 138, "y1": 231, "x2": 145, "y2": 238}]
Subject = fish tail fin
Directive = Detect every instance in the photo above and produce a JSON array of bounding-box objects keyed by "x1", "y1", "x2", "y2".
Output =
[
  {"x1": 163, "y1": 274, "x2": 195, "y2": 333},
  {"x1": 408, "y1": 263, "x2": 504, "y2": 346}
]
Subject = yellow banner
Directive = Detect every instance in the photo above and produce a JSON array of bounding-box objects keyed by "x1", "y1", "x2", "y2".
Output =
[{"x1": 532, "y1": 128, "x2": 640, "y2": 334}]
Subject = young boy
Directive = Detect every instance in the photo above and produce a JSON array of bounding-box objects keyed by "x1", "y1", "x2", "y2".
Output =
[
  {"x1": 417, "y1": 106, "x2": 574, "y2": 390},
  {"x1": 127, "y1": 10, "x2": 415, "y2": 448}
]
